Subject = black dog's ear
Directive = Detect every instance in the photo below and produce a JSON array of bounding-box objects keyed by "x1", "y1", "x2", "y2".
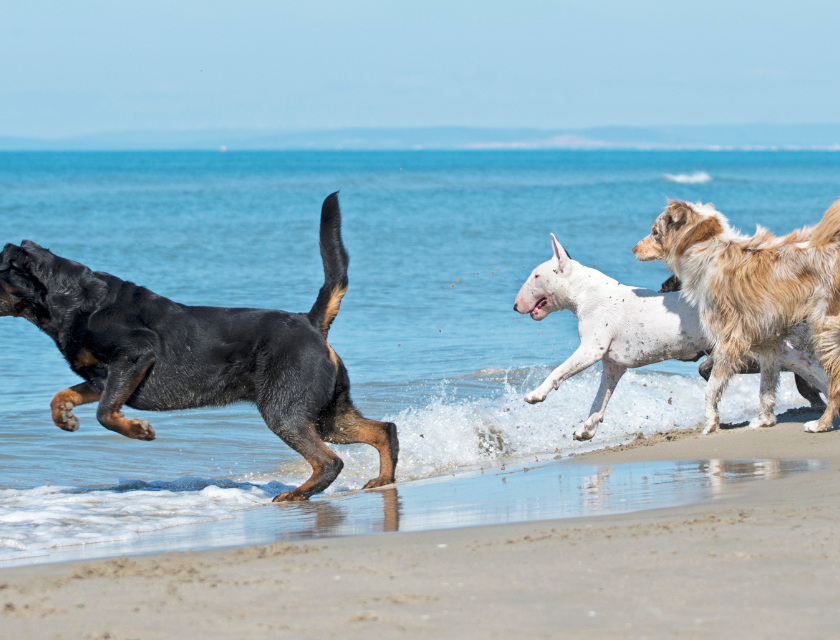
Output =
[
  {"x1": 0, "y1": 244, "x2": 30, "y2": 272},
  {"x1": 16, "y1": 240, "x2": 53, "y2": 273},
  {"x1": 19, "y1": 240, "x2": 51, "y2": 262},
  {"x1": 3, "y1": 242, "x2": 53, "y2": 294},
  {"x1": 0, "y1": 244, "x2": 19, "y2": 271}
]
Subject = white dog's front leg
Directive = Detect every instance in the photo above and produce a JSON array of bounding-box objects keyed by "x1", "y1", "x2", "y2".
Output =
[
  {"x1": 574, "y1": 360, "x2": 626, "y2": 441},
  {"x1": 524, "y1": 345, "x2": 603, "y2": 404}
]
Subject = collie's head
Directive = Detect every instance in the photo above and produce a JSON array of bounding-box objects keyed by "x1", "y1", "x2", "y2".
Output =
[{"x1": 632, "y1": 201, "x2": 725, "y2": 267}]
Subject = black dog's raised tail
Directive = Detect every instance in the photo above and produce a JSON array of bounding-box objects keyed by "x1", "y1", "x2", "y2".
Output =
[{"x1": 308, "y1": 192, "x2": 350, "y2": 338}]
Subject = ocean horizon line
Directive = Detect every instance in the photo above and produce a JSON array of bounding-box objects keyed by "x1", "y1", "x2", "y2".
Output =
[{"x1": 2, "y1": 123, "x2": 840, "y2": 152}]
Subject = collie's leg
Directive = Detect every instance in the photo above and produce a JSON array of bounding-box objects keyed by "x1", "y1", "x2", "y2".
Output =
[
  {"x1": 806, "y1": 318, "x2": 840, "y2": 432},
  {"x1": 704, "y1": 348, "x2": 737, "y2": 435},
  {"x1": 574, "y1": 361, "x2": 626, "y2": 441},
  {"x1": 750, "y1": 349, "x2": 780, "y2": 429}
]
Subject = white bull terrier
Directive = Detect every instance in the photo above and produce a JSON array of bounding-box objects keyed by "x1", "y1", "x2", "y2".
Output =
[{"x1": 513, "y1": 234, "x2": 828, "y2": 441}]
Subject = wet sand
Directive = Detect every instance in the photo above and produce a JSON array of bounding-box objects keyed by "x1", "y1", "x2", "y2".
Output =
[{"x1": 3, "y1": 409, "x2": 840, "y2": 639}]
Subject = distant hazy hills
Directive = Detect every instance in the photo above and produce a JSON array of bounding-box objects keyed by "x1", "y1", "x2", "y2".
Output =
[{"x1": 2, "y1": 125, "x2": 840, "y2": 151}]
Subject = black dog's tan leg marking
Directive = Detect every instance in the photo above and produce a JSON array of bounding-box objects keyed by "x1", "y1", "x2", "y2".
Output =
[
  {"x1": 75, "y1": 348, "x2": 101, "y2": 368},
  {"x1": 50, "y1": 383, "x2": 100, "y2": 432},
  {"x1": 324, "y1": 409, "x2": 399, "y2": 489},
  {"x1": 96, "y1": 355, "x2": 156, "y2": 441},
  {"x1": 272, "y1": 421, "x2": 344, "y2": 502}
]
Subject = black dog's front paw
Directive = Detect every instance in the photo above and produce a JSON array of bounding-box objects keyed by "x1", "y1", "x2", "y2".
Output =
[{"x1": 54, "y1": 402, "x2": 80, "y2": 432}]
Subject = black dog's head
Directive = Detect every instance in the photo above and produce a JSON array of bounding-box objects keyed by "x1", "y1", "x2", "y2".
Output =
[
  {"x1": 0, "y1": 241, "x2": 107, "y2": 330},
  {"x1": 0, "y1": 241, "x2": 55, "y2": 320}
]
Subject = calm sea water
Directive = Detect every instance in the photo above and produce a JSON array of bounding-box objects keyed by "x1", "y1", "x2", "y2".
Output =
[{"x1": 1, "y1": 150, "x2": 839, "y2": 561}]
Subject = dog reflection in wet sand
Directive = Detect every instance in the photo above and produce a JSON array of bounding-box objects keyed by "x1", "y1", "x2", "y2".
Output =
[{"x1": 514, "y1": 234, "x2": 827, "y2": 441}]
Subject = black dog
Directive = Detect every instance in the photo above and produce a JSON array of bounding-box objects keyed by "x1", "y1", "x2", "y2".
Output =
[
  {"x1": 0, "y1": 193, "x2": 398, "y2": 501},
  {"x1": 660, "y1": 275, "x2": 824, "y2": 409}
]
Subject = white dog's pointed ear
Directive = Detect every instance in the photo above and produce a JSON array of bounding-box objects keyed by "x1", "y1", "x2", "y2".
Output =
[{"x1": 550, "y1": 233, "x2": 571, "y2": 271}]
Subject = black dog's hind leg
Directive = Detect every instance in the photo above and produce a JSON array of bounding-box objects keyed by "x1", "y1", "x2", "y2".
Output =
[
  {"x1": 323, "y1": 407, "x2": 399, "y2": 490},
  {"x1": 795, "y1": 375, "x2": 826, "y2": 409},
  {"x1": 50, "y1": 383, "x2": 101, "y2": 432},
  {"x1": 267, "y1": 416, "x2": 345, "y2": 502},
  {"x1": 96, "y1": 354, "x2": 156, "y2": 441}
]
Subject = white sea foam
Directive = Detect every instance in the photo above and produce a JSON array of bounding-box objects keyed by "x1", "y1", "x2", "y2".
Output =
[
  {"x1": 663, "y1": 171, "x2": 712, "y2": 184},
  {"x1": 328, "y1": 367, "x2": 811, "y2": 485},
  {"x1": 0, "y1": 368, "x2": 813, "y2": 562},
  {"x1": 0, "y1": 479, "x2": 290, "y2": 562}
]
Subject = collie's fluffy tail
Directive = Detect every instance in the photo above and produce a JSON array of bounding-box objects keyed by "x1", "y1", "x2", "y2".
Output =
[
  {"x1": 308, "y1": 192, "x2": 349, "y2": 338},
  {"x1": 808, "y1": 197, "x2": 840, "y2": 247}
]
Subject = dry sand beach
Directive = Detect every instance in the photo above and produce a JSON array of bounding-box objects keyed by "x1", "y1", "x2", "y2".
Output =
[{"x1": 2, "y1": 409, "x2": 840, "y2": 640}]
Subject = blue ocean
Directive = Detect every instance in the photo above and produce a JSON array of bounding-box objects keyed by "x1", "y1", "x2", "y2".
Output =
[{"x1": 1, "y1": 150, "x2": 839, "y2": 562}]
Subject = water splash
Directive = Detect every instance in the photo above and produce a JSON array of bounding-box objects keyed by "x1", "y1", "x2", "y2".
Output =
[{"x1": 276, "y1": 366, "x2": 813, "y2": 488}]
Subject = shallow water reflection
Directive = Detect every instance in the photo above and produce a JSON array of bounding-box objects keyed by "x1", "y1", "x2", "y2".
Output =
[
  {"x1": 2, "y1": 457, "x2": 822, "y2": 568},
  {"x1": 273, "y1": 458, "x2": 820, "y2": 539}
]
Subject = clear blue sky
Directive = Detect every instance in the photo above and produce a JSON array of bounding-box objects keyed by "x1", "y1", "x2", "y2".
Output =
[{"x1": 1, "y1": 1, "x2": 838, "y2": 137}]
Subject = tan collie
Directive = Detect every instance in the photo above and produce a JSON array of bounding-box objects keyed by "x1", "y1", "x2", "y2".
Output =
[{"x1": 633, "y1": 198, "x2": 840, "y2": 434}]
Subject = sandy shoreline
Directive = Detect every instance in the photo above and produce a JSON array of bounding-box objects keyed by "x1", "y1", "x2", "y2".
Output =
[{"x1": 3, "y1": 409, "x2": 840, "y2": 639}]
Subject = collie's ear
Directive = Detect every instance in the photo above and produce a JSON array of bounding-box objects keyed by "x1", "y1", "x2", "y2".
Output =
[
  {"x1": 664, "y1": 200, "x2": 692, "y2": 229},
  {"x1": 550, "y1": 233, "x2": 572, "y2": 271}
]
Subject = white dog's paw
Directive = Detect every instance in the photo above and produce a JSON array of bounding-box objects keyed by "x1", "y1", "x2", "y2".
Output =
[
  {"x1": 702, "y1": 419, "x2": 719, "y2": 435},
  {"x1": 524, "y1": 389, "x2": 548, "y2": 404},
  {"x1": 573, "y1": 417, "x2": 601, "y2": 441},
  {"x1": 803, "y1": 419, "x2": 830, "y2": 433},
  {"x1": 748, "y1": 414, "x2": 777, "y2": 429}
]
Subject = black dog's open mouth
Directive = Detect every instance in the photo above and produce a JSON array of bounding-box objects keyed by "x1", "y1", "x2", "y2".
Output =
[{"x1": 531, "y1": 298, "x2": 548, "y2": 316}]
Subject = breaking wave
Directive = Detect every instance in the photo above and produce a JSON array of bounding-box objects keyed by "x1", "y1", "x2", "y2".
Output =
[{"x1": 663, "y1": 171, "x2": 712, "y2": 184}]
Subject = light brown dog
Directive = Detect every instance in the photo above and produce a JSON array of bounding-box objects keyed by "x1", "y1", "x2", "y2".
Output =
[{"x1": 633, "y1": 198, "x2": 840, "y2": 434}]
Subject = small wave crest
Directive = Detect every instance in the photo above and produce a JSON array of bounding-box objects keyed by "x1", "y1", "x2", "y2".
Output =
[
  {"x1": 64, "y1": 476, "x2": 293, "y2": 495},
  {"x1": 0, "y1": 479, "x2": 291, "y2": 562},
  {"x1": 663, "y1": 171, "x2": 712, "y2": 184}
]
